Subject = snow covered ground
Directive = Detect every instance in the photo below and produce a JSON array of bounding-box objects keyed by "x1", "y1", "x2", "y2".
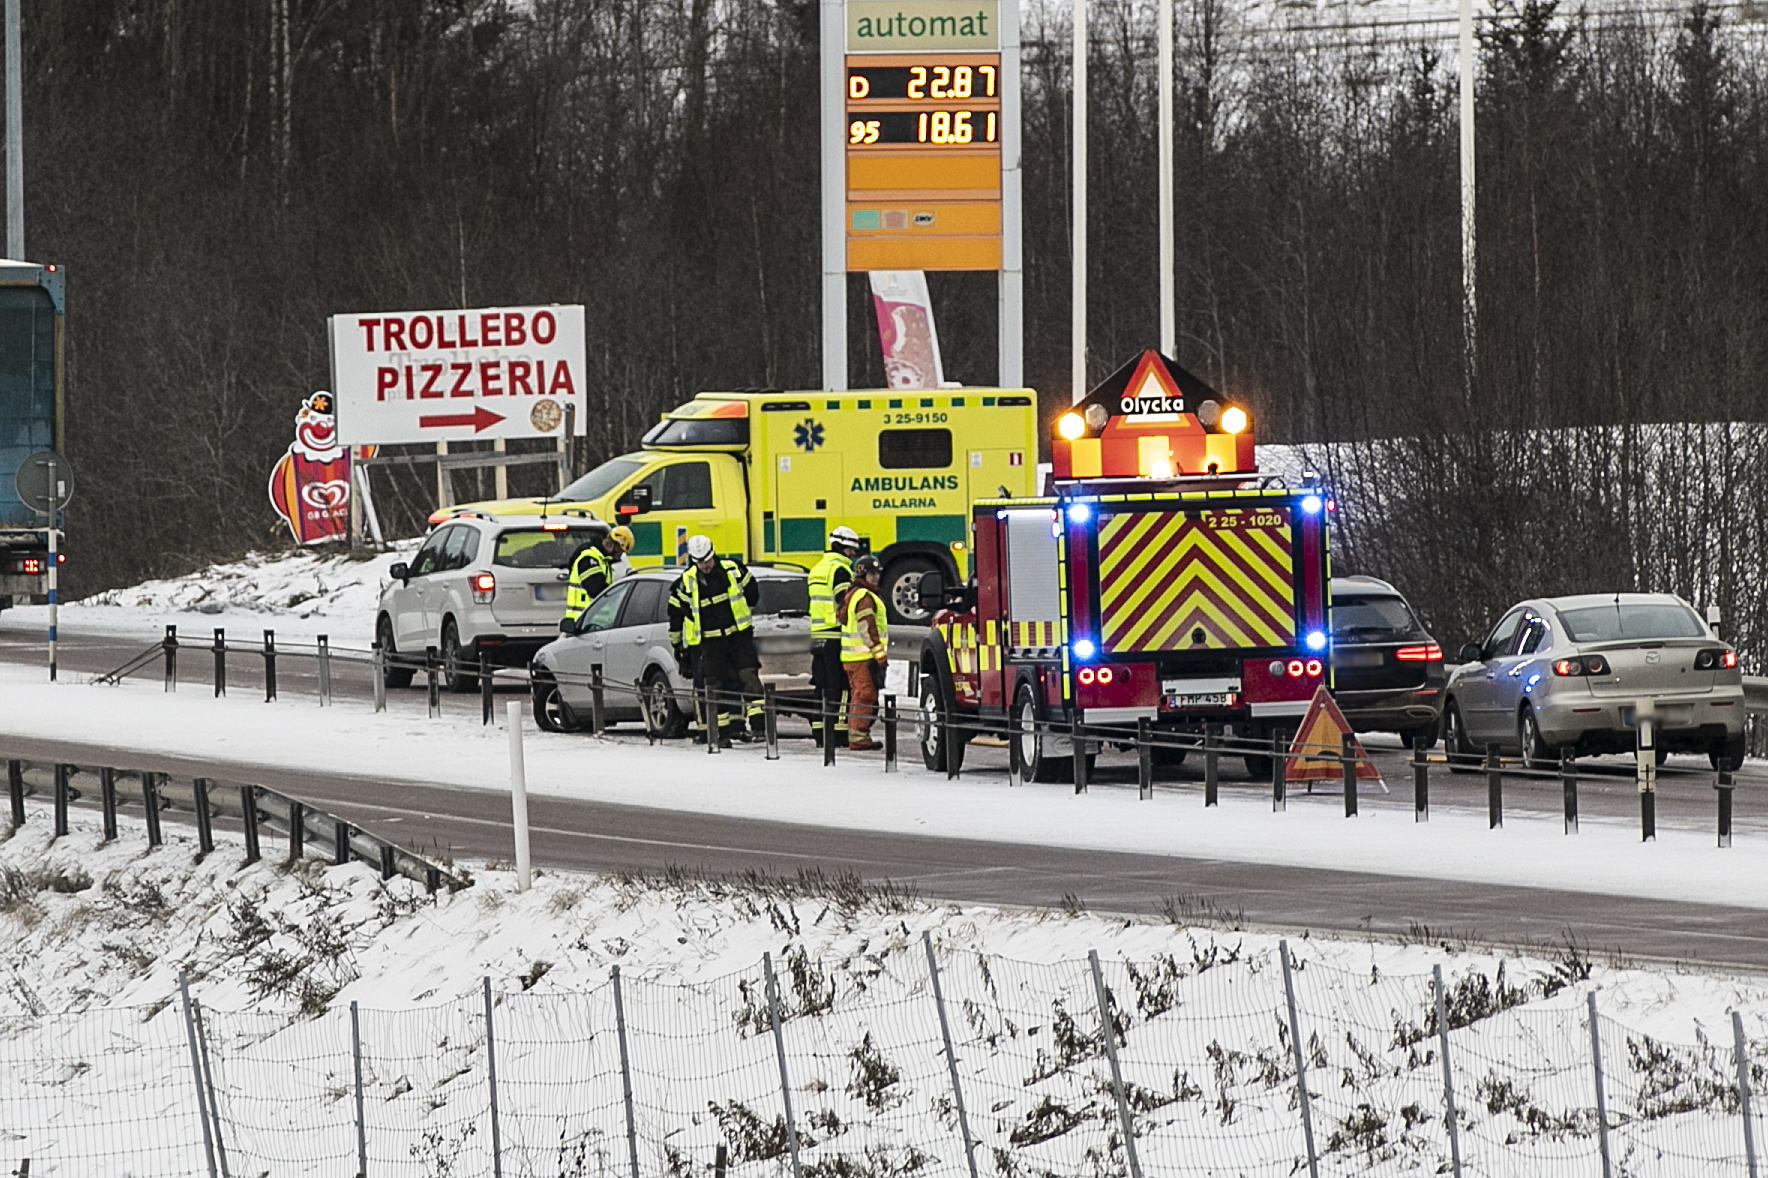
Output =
[
  {"x1": 2, "y1": 660, "x2": 1765, "y2": 912},
  {"x1": 3, "y1": 801, "x2": 1767, "y2": 1177}
]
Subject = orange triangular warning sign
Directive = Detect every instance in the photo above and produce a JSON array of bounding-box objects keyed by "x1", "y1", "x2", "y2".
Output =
[
  {"x1": 1118, "y1": 350, "x2": 1186, "y2": 414},
  {"x1": 1286, "y1": 686, "x2": 1382, "y2": 783}
]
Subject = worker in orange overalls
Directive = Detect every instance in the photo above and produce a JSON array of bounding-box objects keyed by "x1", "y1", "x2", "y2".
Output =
[{"x1": 840, "y1": 554, "x2": 889, "y2": 751}]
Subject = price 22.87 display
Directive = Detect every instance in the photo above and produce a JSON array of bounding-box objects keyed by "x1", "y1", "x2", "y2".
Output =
[{"x1": 848, "y1": 110, "x2": 999, "y2": 146}]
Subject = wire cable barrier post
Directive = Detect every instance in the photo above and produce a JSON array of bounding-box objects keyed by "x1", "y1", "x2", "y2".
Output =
[
  {"x1": 1412, "y1": 736, "x2": 1429, "y2": 821},
  {"x1": 1486, "y1": 743, "x2": 1503, "y2": 828},
  {"x1": 1563, "y1": 747, "x2": 1580, "y2": 834}
]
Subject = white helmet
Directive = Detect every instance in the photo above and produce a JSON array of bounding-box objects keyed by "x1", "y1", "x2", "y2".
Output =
[
  {"x1": 686, "y1": 534, "x2": 716, "y2": 561},
  {"x1": 829, "y1": 525, "x2": 861, "y2": 550}
]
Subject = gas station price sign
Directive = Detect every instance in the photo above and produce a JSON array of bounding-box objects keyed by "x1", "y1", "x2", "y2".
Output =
[{"x1": 844, "y1": 6, "x2": 1003, "y2": 273}]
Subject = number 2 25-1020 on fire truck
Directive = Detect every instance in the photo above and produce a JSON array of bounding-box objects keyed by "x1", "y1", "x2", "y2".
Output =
[{"x1": 914, "y1": 349, "x2": 1332, "y2": 783}]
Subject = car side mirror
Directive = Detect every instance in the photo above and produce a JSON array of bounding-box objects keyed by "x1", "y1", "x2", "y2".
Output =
[
  {"x1": 1458, "y1": 643, "x2": 1484, "y2": 664},
  {"x1": 917, "y1": 571, "x2": 945, "y2": 611},
  {"x1": 559, "y1": 616, "x2": 577, "y2": 634},
  {"x1": 616, "y1": 484, "x2": 654, "y2": 517},
  {"x1": 389, "y1": 561, "x2": 409, "y2": 584}
]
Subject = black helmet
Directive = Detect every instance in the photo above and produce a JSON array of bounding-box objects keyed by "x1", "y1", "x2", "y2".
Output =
[{"x1": 854, "y1": 554, "x2": 883, "y2": 578}]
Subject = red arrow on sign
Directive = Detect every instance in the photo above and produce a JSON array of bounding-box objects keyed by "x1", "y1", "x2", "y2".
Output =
[{"x1": 418, "y1": 406, "x2": 506, "y2": 433}]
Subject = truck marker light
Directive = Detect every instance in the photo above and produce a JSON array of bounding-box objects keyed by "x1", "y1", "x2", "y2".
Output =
[
  {"x1": 1301, "y1": 494, "x2": 1323, "y2": 514},
  {"x1": 21, "y1": 558, "x2": 41, "y2": 575},
  {"x1": 1057, "y1": 412, "x2": 1086, "y2": 440},
  {"x1": 1285, "y1": 659, "x2": 1304, "y2": 678},
  {"x1": 1220, "y1": 406, "x2": 1248, "y2": 434},
  {"x1": 1067, "y1": 503, "x2": 1091, "y2": 524},
  {"x1": 1096, "y1": 666, "x2": 1114, "y2": 684},
  {"x1": 1305, "y1": 630, "x2": 1327, "y2": 652},
  {"x1": 1072, "y1": 638, "x2": 1096, "y2": 660},
  {"x1": 1078, "y1": 667, "x2": 1095, "y2": 684},
  {"x1": 1304, "y1": 659, "x2": 1323, "y2": 677}
]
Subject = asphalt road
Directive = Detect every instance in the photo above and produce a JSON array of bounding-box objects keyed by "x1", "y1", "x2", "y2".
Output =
[{"x1": 6, "y1": 620, "x2": 1768, "y2": 968}]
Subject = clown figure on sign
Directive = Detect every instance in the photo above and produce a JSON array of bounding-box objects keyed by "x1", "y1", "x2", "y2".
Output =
[{"x1": 268, "y1": 391, "x2": 353, "y2": 544}]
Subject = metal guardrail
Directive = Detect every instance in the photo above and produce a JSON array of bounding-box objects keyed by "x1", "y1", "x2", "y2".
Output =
[{"x1": 4, "y1": 755, "x2": 469, "y2": 893}]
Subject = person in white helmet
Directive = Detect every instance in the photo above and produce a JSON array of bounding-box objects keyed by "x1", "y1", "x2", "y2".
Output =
[
  {"x1": 666, "y1": 534, "x2": 763, "y2": 746},
  {"x1": 807, "y1": 525, "x2": 863, "y2": 749}
]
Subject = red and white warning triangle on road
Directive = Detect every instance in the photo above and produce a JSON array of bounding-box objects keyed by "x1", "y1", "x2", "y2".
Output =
[{"x1": 1286, "y1": 686, "x2": 1383, "y2": 785}]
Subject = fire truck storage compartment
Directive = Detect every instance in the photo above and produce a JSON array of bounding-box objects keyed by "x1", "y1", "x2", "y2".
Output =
[
  {"x1": 1093, "y1": 504, "x2": 1298, "y2": 655},
  {"x1": 1004, "y1": 508, "x2": 1061, "y2": 650}
]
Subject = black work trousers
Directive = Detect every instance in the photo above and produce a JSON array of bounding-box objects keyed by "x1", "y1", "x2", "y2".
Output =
[{"x1": 810, "y1": 638, "x2": 849, "y2": 747}]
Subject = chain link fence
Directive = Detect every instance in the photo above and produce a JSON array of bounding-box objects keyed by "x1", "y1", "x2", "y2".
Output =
[{"x1": 4, "y1": 937, "x2": 1765, "y2": 1177}]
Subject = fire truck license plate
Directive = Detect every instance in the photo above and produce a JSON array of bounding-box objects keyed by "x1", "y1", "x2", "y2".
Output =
[{"x1": 1169, "y1": 692, "x2": 1232, "y2": 708}]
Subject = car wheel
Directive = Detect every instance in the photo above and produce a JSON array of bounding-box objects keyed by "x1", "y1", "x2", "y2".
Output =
[
  {"x1": 1398, "y1": 715, "x2": 1441, "y2": 751},
  {"x1": 882, "y1": 556, "x2": 942, "y2": 627},
  {"x1": 377, "y1": 615, "x2": 414, "y2": 689},
  {"x1": 1012, "y1": 681, "x2": 1069, "y2": 783},
  {"x1": 1518, "y1": 708, "x2": 1555, "y2": 773},
  {"x1": 917, "y1": 672, "x2": 968, "y2": 774},
  {"x1": 641, "y1": 666, "x2": 690, "y2": 739},
  {"x1": 532, "y1": 673, "x2": 579, "y2": 733},
  {"x1": 1243, "y1": 754, "x2": 1275, "y2": 781},
  {"x1": 441, "y1": 618, "x2": 477, "y2": 694},
  {"x1": 1711, "y1": 733, "x2": 1746, "y2": 773},
  {"x1": 1443, "y1": 701, "x2": 1477, "y2": 774}
]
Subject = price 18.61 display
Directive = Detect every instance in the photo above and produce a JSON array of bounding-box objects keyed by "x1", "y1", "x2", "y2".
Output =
[{"x1": 848, "y1": 110, "x2": 999, "y2": 145}]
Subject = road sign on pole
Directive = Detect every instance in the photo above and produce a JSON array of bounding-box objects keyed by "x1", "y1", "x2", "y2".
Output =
[
  {"x1": 328, "y1": 304, "x2": 588, "y2": 446},
  {"x1": 14, "y1": 448, "x2": 72, "y2": 513}
]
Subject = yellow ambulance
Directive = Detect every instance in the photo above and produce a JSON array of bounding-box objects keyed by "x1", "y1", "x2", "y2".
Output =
[{"x1": 442, "y1": 388, "x2": 1040, "y2": 622}]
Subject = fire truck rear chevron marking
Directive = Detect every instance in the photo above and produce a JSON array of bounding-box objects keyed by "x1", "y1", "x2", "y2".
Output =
[{"x1": 1098, "y1": 509, "x2": 1296, "y2": 651}]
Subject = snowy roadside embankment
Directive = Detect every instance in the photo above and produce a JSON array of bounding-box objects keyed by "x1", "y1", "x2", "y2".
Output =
[
  {"x1": 20, "y1": 541, "x2": 419, "y2": 646},
  {"x1": 3, "y1": 803, "x2": 1767, "y2": 1177}
]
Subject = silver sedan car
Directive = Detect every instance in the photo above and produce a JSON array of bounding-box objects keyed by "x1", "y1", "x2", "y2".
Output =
[{"x1": 1443, "y1": 593, "x2": 1745, "y2": 771}]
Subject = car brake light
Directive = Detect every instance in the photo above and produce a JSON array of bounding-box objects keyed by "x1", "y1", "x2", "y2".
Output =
[
  {"x1": 1078, "y1": 667, "x2": 1093, "y2": 685},
  {"x1": 1723, "y1": 651, "x2": 1738, "y2": 668},
  {"x1": 541, "y1": 521, "x2": 569, "y2": 532},
  {"x1": 471, "y1": 573, "x2": 495, "y2": 603},
  {"x1": 1096, "y1": 667, "x2": 1113, "y2": 684},
  {"x1": 1395, "y1": 644, "x2": 1442, "y2": 662},
  {"x1": 1285, "y1": 659, "x2": 1304, "y2": 678},
  {"x1": 1305, "y1": 659, "x2": 1323, "y2": 677},
  {"x1": 1553, "y1": 658, "x2": 1580, "y2": 676}
]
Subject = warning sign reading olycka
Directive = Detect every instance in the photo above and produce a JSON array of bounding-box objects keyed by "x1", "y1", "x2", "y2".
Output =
[{"x1": 328, "y1": 304, "x2": 588, "y2": 446}]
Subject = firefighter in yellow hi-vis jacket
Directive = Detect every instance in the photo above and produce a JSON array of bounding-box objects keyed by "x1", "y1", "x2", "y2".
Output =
[
  {"x1": 808, "y1": 525, "x2": 862, "y2": 749},
  {"x1": 564, "y1": 526, "x2": 635, "y2": 622},
  {"x1": 840, "y1": 554, "x2": 889, "y2": 751}
]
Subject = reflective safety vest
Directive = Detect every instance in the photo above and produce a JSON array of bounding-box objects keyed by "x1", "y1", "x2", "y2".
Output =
[
  {"x1": 565, "y1": 547, "x2": 612, "y2": 620},
  {"x1": 671, "y1": 559, "x2": 755, "y2": 647},
  {"x1": 841, "y1": 585, "x2": 888, "y2": 663},
  {"x1": 807, "y1": 551, "x2": 854, "y2": 640}
]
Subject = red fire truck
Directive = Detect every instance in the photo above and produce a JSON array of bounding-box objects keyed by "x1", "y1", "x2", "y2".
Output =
[{"x1": 913, "y1": 350, "x2": 1332, "y2": 780}]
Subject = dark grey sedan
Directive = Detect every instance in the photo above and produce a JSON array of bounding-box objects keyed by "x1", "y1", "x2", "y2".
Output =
[{"x1": 1443, "y1": 592, "x2": 1746, "y2": 771}]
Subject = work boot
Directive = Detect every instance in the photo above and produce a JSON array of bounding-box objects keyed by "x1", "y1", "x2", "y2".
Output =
[
  {"x1": 848, "y1": 737, "x2": 879, "y2": 752},
  {"x1": 718, "y1": 733, "x2": 733, "y2": 749},
  {"x1": 730, "y1": 727, "x2": 756, "y2": 744}
]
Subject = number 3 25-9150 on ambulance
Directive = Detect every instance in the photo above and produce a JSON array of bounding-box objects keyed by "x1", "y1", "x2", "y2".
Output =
[{"x1": 442, "y1": 388, "x2": 1039, "y2": 625}]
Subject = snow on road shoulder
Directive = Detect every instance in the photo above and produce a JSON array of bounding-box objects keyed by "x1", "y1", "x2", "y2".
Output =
[
  {"x1": 12, "y1": 541, "x2": 418, "y2": 646},
  {"x1": 2, "y1": 663, "x2": 1766, "y2": 913}
]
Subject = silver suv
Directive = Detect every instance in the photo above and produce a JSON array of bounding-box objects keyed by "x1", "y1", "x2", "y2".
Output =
[{"x1": 377, "y1": 511, "x2": 609, "y2": 691}]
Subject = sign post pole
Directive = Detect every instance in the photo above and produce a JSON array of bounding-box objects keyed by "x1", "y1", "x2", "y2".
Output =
[
  {"x1": 45, "y1": 477, "x2": 55, "y2": 682},
  {"x1": 821, "y1": 0, "x2": 846, "y2": 391},
  {"x1": 1000, "y1": 0, "x2": 1023, "y2": 387}
]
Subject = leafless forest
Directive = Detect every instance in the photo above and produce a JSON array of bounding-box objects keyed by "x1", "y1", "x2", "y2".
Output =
[{"x1": 29, "y1": 0, "x2": 1768, "y2": 662}]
